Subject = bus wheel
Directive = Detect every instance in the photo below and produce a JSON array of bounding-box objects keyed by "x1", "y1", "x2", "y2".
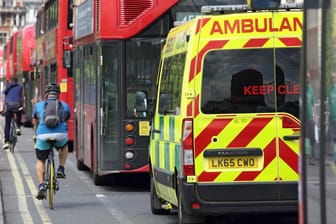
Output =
[
  {"x1": 76, "y1": 159, "x2": 88, "y2": 171},
  {"x1": 150, "y1": 175, "x2": 170, "y2": 215},
  {"x1": 93, "y1": 172, "x2": 108, "y2": 186},
  {"x1": 178, "y1": 192, "x2": 204, "y2": 224}
]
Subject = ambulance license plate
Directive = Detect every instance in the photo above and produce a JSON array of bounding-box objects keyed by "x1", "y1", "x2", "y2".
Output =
[{"x1": 208, "y1": 157, "x2": 258, "y2": 169}]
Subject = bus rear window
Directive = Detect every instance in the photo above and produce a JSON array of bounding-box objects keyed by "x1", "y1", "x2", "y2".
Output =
[{"x1": 201, "y1": 48, "x2": 300, "y2": 118}]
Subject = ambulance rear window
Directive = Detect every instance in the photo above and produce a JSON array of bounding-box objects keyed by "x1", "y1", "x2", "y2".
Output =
[{"x1": 201, "y1": 48, "x2": 300, "y2": 118}]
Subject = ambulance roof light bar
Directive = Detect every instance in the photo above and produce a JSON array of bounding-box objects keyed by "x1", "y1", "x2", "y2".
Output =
[
  {"x1": 201, "y1": 0, "x2": 302, "y2": 14},
  {"x1": 201, "y1": 4, "x2": 248, "y2": 14}
]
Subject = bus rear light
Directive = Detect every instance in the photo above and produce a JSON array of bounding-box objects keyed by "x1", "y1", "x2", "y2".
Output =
[
  {"x1": 191, "y1": 202, "x2": 200, "y2": 209},
  {"x1": 182, "y1": 119, "x2": 195, "y2": 176},
  {"x1": 124, "y1": 163, "x2": 132, "y2": 169},
  {"x1": 126, "y1": 136, "x2": 135, "y2": 146},
  {"x1": 125, "y1": 150, "x2": 135, "y2": 160},
  {"x1": 125, "y1": 123, "x2": 135, "y2": 132}
]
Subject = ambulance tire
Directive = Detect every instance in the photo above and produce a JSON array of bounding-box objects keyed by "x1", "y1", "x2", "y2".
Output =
[
  {"x1": 178, "y1": 192, "x2": 204, "y2": 224},
  {"x1": 150, "y1": 176, "x2": 169, "y2": 215}
]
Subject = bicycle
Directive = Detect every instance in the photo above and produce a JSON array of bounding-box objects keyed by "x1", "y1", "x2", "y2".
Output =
[
  {"x1": 44, "y1": 138, "x2": 59, "y2": 209},
  {"x1": 8, "y1": 106, "x2": 23, "y2": 152}
]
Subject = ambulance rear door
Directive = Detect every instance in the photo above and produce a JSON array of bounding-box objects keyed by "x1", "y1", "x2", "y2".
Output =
[{"x1": 193, "y1": 11, "x2": 301, "y2": 202}]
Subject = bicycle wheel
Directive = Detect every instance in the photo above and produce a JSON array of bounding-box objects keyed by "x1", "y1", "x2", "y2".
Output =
[
  {"x1": 46, "y1": 158, "x2": 55, "y2": 209},
  {"x1": 9, "y1": 120, "x2": 16, "y2": 153}
]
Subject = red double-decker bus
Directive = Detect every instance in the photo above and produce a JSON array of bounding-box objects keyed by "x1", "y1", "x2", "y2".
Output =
[
  {"x1": 8, "y1": 31, "x2": 19, "y2": 80},
  {"x1": 72, "y1": 0, "x2": 223, "y2": 185},
  {"x1": 0, "y1": 47, "x2": 5, "y2": 108},
  {"x1": 33, "y1": 0, "x2": 74, "y2": 150},
  {"x1": 16, "y1": 24, "x2": 36, "y2": 126}
]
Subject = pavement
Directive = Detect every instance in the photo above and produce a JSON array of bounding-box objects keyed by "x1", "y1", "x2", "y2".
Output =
[
  {"x1": 0, "y1": 179, "x2": 3, "y2": 224},
  {"x1": 0, "y1": 117, "x2": 4, "y2": 224}
]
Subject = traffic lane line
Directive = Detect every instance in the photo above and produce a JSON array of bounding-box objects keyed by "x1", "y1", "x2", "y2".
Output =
[
  {"x1": 7, "y1": 151, "x2": 35, "y2": 223},
  {"x1": 14, "y1": 151, "x2": 52, "y2": 223}
]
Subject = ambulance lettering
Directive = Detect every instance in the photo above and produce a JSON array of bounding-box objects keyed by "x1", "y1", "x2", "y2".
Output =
[
  {"x1": 243, "y1": 84, "x2": 300, "y2": 95},
  {"x1": 210, "y1": 17, "x2": 302, "y2": 35}
]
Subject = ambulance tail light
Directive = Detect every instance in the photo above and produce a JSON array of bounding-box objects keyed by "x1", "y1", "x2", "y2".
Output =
[{"x1": 182, "y1": 119, "x2": 195, "y2": 176}]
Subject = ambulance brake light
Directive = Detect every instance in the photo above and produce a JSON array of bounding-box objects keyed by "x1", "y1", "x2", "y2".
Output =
[
  {"x1": 202, "y1": 0, "x2": 302, "y2": 15},
  {"x1": 182, "y1": 119, "x2": 195, "y2": 176}
]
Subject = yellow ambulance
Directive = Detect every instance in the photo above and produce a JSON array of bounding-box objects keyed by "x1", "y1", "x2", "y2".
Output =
[{"x1": 149, "y1": 1, "x2": 302, "y2": 223}]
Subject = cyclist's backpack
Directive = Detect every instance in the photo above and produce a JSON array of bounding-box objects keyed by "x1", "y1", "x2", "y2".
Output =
[{"x1": 43, "y1": 99, "x2": 64, "y2": 128}]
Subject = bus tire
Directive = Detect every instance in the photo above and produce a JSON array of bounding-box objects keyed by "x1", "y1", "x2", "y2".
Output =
[
  {"x1": 93, "y1": 172, "x2": 108, "y2": 186},
  {"x1": 150, "y1": 175, "x2": 170, "y2": 215},
  {"x1": 76, "y1": 159, "x2": 88, "y2": 171},
  {"x1": 178, "y1": 192, "x2": 204, "y2": 224}
]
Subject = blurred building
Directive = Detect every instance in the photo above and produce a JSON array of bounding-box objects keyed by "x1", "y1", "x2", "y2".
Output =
[{"x1": 0, "y1": 0, "x2": 42, "y2": 46}]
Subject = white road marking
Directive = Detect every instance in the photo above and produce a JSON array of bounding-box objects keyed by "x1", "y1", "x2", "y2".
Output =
[
  {"x1": 7, "y1": 152, "x2": 35, "y2": 223},
  {"x1": 14, "y1": 152, "x2": 52, "y2": 223}
]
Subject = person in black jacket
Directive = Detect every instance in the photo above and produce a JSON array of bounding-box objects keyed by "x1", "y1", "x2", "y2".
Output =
[{"x1": 1, "y1": 77, "x2": 24, "y2": 150}]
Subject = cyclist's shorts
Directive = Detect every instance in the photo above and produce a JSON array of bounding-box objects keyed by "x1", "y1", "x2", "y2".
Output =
[{"x1": 35, "y1": 133, "x2": 68, "y2": 150}]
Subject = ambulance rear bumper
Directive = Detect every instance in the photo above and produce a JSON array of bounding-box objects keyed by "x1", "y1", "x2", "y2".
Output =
[{"x1": 178, "y1": 178, "x2": 298, "y2": 215}]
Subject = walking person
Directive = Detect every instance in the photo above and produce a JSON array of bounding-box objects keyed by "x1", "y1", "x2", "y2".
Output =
[
  {"x1": 1, "y1": 77, "x2": 24, "y2": 150},
  {"x1": 32, "y1": 83, "x2": 71, "y2": 199},
  {"x1": 329, "y1": 72, "x2": 336, "y2": 164},
  {"x1": 306, "y1": 72, "x2": 316, "y2": 165}
]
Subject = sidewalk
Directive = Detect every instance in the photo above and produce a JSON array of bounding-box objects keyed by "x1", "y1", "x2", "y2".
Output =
[
  {"x1": 0, "y1": 117, "x2": 4, "y2": 224},
  {"x1": 0, "y1": 180, "x2": 3, "y2": 224}
]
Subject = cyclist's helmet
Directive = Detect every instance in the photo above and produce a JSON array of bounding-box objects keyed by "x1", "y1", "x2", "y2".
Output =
[{"x1": 45, "y1": 83, "x2": 60, "y2": 95}]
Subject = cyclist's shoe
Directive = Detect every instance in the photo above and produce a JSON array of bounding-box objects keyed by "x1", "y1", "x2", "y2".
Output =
[
  {"x1": 2, "y1": 142, "x2": 9, "y2": 150},
  {"x1": 16, "y1": 128, "x2": 21, "y2": 136},
  {"x1": 36, "y1": 183, "x2": 46, "y2": 200},
  {"x1": 57, "y1": 166, "x2": 66, "y2": 178}
]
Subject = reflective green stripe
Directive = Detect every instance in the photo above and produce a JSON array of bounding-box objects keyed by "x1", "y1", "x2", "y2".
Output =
[
  {"x1": 169, "y1": 117, "x2": 175, "y2": 141},
  {"x1": 175, "y1": 144, "x2": 181, "y2": 174},
  {"x1": 155, "y1": 141, "x2": 160, "y2": 167},
  {"x1": 159, "y1": 116, "x2": 164, "y2": 139},
  {"x1": 164, "y1": 142, "x2": 170, "y2": 170}
]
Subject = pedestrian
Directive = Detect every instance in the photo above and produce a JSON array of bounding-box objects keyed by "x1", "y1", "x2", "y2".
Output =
[
  {"x1": 329, "y1": 72, "x2": 336, "y2": 164},
  {"x1": 306, "y1": 72, "x2": 316, "y2": 165},
  {"x1": 32, "y1": 83, "x2": 71, "y2": 200},
  {"x1": 1, "y1": 77, "x2": 24, "y2": 150}
]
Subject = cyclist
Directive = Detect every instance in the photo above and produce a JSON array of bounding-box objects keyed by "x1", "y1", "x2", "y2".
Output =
[
  {"x1": 32, "y1": 83, "x2": 71, "y2": 200},
  {"x1": 1, "y1": 77, "x2": 24, "y2": 150}
]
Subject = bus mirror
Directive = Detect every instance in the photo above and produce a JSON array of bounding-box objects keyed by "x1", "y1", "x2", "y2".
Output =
[
  {"x1": 63, "y1": 50, "x2": 72, "y2": 69},
  {"x1": 134, "y1": 90, "x2": 148, "y2": 118}
]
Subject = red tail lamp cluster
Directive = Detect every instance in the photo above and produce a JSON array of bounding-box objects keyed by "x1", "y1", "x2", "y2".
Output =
[{"x1": 124, "y1": 122, "x2": 136, "y2": 163}]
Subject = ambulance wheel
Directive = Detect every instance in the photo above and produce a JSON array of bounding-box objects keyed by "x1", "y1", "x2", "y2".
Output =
[
  {"x1": 150, "y1": 176, "x2": 169, "y2": 215},
  {"x1": 178, "y1": 192, "x2": 204, "y2": 224}
]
